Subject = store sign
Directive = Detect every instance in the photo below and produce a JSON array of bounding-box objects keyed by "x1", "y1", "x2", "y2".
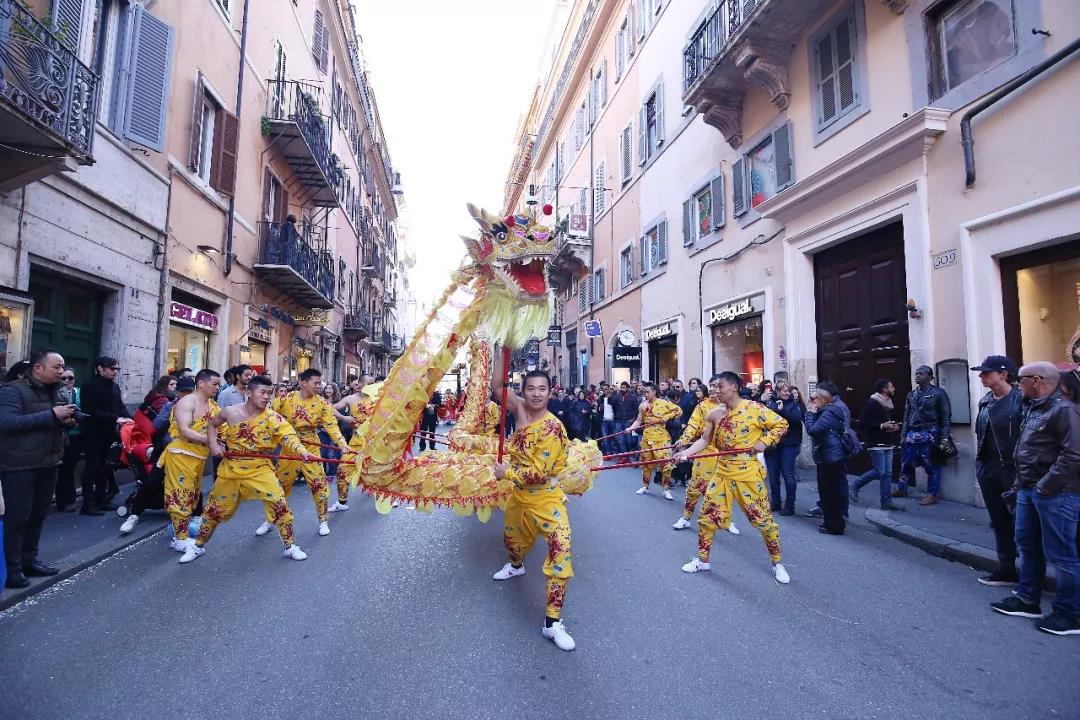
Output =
[
  {"x1": 294, "y1": 309, "x2": 331, "y2": 326},
  {"x1": 583, "y1": 320, "x2": 603, "y2": 338},
  {"x1": 170, "y1": 301, "x2": 218, "y2": 331},
  {"x1": 248, "y1": 323, "x2": 271, "y2": 344},
  {"x1": 707, "y1": 294, "x2": 764, "y2": 326},
  {"x1": 612, "y1": 346, "x2": 642, "y2": 368},
  {"x1": 546, "y1": 327, "x2": 562, "y2": 347},
  {"x1": 643, "y1": 322, "x2": 675, "y2": 342}
]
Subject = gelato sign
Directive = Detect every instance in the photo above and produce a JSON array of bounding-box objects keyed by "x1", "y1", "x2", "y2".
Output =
[{"x1": 170, "y1": 301, "x2": 218, "y2": 331}]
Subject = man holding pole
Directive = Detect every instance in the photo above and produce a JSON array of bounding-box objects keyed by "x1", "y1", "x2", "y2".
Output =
[
  {"x1": 672, "y1": 378, "x2": 740, "y2": 536},
  {"x1": 627, "y1": 382, "x2": 682, "y2": 500},
  {"x1": 490, "y1": 366, "x2": 577, "y2": 652}
]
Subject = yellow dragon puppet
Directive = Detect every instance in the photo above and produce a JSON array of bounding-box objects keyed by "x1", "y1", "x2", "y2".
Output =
[{"x1": 345, "y1": 203, "x2": 601, "y2": 520}]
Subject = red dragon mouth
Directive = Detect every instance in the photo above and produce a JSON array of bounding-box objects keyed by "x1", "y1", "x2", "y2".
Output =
[{"x1": 505, "y1": 259, "x2": 548, "y2": 297}]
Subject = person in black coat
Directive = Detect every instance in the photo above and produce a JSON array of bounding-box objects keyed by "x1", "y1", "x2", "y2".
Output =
[
  {"x1": 78, "y1": 356, "x2": 133, "y2": 515},
  {"x1": 762, "y1": 382, "x2": 804, "y2": 515},
  {"x1": 548, "y1": 387, "x2": 571, "y2": 431},
  {"x1": 418, "y1": 388, "x2": 442, "y2": 451},
  {"x1": 567, "y1": 390, "x2": 592, "y2": 442},
  {"x1": 804, "y1": 385, "x2": 850, "y2": 535},
  {"x1": 851, "y1": 379, "x2": 904, "y2": 511}
]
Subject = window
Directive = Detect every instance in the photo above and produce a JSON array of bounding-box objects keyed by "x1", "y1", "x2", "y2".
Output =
[
  {"x1": 573, "y1": 106, "x2": 584, "y2": 151},
  {"x1": 51, "y1": 0, "x2": 95, "y2": 61},
  {"x1": 931, "y1": 0, "x2": 1016, "y2": 97},
  {"x1": 579, "y1": 187, "x2": 588, "y2": 217},
  {"x1": 812, "y1": 8, "x2": 861, "y2": 131},
  {"x1": 593, "y1": 267, "x2": 606, "y2": 303},
  {"x1": 557, "y1": 141, "x2": 566, "y2": 180},
  {"x1": 90, "y1": 1, "x2": 175, "y2": 150},
  {"x1": 619, "y1": 123, "x2": 633, "y2": 185},
  {"x1": 312, "y1": 9, "x2": 329, "y2": 73},
  {"x1": 640, "y1": 220, "x2": 668, "y2": 275},
  {"x1": 638, "y1": 84, "x2": 664, "y2": 166},
  {"x1": 189, "y1": 75, "x2": 240, "y2": 195},
  {"x1": 214, "y1": 0, "x2": 230, "y2": 15},
  {"x1": 593, "y1": 62, "x2": 607, "y2": 111},
  {"x1": 732, "y1": 122, "x2": 794, "y2": 217},
  {"x1": 615, "y1": 17, "x2": 629, "y2": 81},
  {"x1": 262, "y1": 169, "x2": 288, "y2": 223},
  {"x1": 594, "y1": 162, "x2": 606, "y2": 215},
  {"x1": 578, "y1": 279, "x2": 588, "y2": 313},
  {"x1": 620, "y1": 246, "x2": 634, "y2": 287},
  {"x1": 683, "y1": 176, "x2": 724, "y2": 246}
]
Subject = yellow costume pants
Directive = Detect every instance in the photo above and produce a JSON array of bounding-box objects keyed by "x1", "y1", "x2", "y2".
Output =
[
  {"x1": 503, "y1": 484, "x2": 573, "y2": 618},
  {"x1": 338, "y1": 434, "x2": 367, "y2": 503},
  {"x1": 161, "y1": 451, "x2": 206, "y2": 540},
  {"x1": 272, "y1": 459, "x2": 330, "y2": 523},
  {"x1": 682, "y1": 451, "x2": 730, "y2": 521},
  {"x1": 640, "y1": 433, "x2": 673, "y2": 490},
  {"x1": 697, "y1": 461, "x2": 781, "y2": 564},
  {"x1": 195, "y1": 463, "x2": 295, "y2": 547}
]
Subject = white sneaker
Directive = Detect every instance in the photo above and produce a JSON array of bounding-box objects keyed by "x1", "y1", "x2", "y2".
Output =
[
  {"x1": 541, "y1": 621, "x2": 576, "y2": 651},
  {"x1": 328, "y1": 501, "x2": 349, "y2": 513},
  {"x1": 391, "y1": 500, "x2": 401, "y2": 508},
  {"x1": 492, "y1": 562, "x2": 526, "y2": 580},
  {"x1": 119, "y1": 514, "x2": 139, "y2": 534},
  {"x1": 681, "y1": 557, "x2": 711, "y2": 573},
  {"x1": 283, "y1": 545, "x2": 308, "y2": 561},
  {"x1": 635, "y1": 487, "x2": 648, "y2": 495},
  {"x1": 727, "y1": 523, "x2": 741, "y2": 536},
  {"x1": 663, "y1": 490, "x2": 674, "y2": 501},
  {"x1": 178, "y1": 544, "x2": 205, "y2": 564},
  {"x1": 673, "y1": 516, "x2": 693, "y2": 530},
  {"x1": 773, "y1": 563, "x2": 790, "y2": 584},
  {"x1": 170, "y1": 537, "x2": 192, "y2": 553},
  {"x1": 255, "y1": 521, "x2": 274, "y2": 537},
  {"x1": 318, "y1": 521, "x2": 331, "y2": 536}
]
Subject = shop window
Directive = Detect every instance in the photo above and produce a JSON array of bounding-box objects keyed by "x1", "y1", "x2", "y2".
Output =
[
  {"x1": 1008, "y1": 251, "x2": 1080, "y2": 365},
  {"x1": 712, "y1": 315, "x2": 764, "y2": 384},
  {"x1": 930, "y1": 0, "x2": 1016, "y2": 98}
]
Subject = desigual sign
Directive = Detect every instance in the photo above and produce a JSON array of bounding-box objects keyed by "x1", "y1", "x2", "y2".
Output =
[
  {"x1": 170, "y1": 301, "x2": 218, "y2": 331},
  {"x1": 643, "y1": 322, "x2": 675, "y2": 342},
  {"x1": 612, "y1": 346, "x2": 642, "y2": 368},
  {"x1": 707, "y1": 294, "x2": 763, "y2": 326}
]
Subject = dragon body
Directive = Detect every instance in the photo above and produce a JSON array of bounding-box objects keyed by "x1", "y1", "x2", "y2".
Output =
[{"x1": 345, "y1": 204, "x2": 600, "y2": 519}]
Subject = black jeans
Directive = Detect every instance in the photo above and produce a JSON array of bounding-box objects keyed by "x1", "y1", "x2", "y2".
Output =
[
  {"x1": 418, "y1": 413, "x2": 438, "y2": 451},
  {"x1": 55, "y1": 433, "x2": 85, "y2": 509},
  {"x1": 817, "y1": 460, "x2": 847, "y2": 533},
  {"x1": 82, "y1": 433, "x2": 117, "y2": 507},
  {"x1": 976, "y1": 459, "x2": 1017, "y2": 572},
  {"x1": 2, "y1": 467, "x2": 58, "y2": 574}
]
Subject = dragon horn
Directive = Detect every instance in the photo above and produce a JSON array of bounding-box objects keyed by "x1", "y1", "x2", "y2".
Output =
[
  {"x1": 467, "y1": 202, "x2": 491, "y2": 231},
  {"x1": 480, "y1": 208, "x2": 502, "y2": 226}
]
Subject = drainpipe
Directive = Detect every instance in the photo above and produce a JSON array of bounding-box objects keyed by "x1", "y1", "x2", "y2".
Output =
[
  {"x1": 587, "y1": 119, "x2": 595, "y2": 386},
  {"x1": 223, "y1": 0, "x2": 252, "y2": 275},
  {"x1": 153, "y1": 167, "x2": 176, "y2": 378}
]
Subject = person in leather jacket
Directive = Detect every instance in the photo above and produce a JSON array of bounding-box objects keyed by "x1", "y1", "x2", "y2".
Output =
[
  {"x1": 895, "y1": 365, "x2": 951, "y2": 505},
  {"x1": 971, "y1": 356, "x2": 1023, "y2": 586}
]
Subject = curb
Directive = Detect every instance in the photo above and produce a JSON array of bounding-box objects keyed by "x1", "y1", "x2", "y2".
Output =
[
  {"x1": 864, "y1": 508, "x2": 1057, "y2": 590},
  {"x1": 1, "y1": 518, "x2": 168, "y2": 612}
]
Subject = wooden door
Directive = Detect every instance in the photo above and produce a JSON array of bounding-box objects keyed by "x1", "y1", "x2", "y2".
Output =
[
  {"x1": 28, "y1": 274, "x2": 103, "y2": 382},
  {"x1": 814, "y1": 222, "x2": 911, "y2": 471}
]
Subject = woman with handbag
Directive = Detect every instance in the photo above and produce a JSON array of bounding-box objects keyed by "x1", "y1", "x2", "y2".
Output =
[{"x1": 804, "y1": 386, "x2": 854, "y2": 535}]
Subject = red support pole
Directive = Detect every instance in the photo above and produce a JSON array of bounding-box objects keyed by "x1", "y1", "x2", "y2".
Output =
[{"x1": 497, "y1": 346, "x2": 511, "y2": 463}]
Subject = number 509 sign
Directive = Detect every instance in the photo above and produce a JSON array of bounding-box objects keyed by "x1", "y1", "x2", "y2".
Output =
[{"x1": 932, "y1": 249, "x2": 957, "y2": 270}]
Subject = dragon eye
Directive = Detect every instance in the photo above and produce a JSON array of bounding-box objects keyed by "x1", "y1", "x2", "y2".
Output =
[{"x1": 494, "y1": 230, "x2": 508, "y2": 243}]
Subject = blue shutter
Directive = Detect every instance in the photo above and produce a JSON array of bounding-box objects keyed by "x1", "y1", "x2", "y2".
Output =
[
  {"x1": 51, "y1": 0, "x2": 87, "y2": 53},
  {"x1": 731, "y1": 158, "x2": 747, "y2": 217},
  {"x1": 122, "y1": 7, "x2": 174, "y2": 151},
  {"x1": 657, "y1": 220, "x2": 668, "y2": 265},
  {"x1": 710, "y1": 175, "x2": 725, "y2": 230},
  {"x1": 773, "y1": 122, "x2": 794, "y2": 191}
]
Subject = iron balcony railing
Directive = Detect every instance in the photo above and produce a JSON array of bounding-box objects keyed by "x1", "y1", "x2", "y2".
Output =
[
  {"x1": 265, "y1": 79, "x2": 338, "y2": 189},
  {"x1": 362, "y1": 249, "x2": 383, "y2": 278},
  {"x1": 257, "y1": 220, "x2": 335, "y2": 305},
  {"x1": 683, "y1": 0, "x2": 759, "y2": 92},
  {"x1": 381, "y1": 330, "x2": 391, "y2": 348},
  {"x1": 344, "y1": 308, "x2": 371, "y2": 336},
  {"x1": 0, "y1": 0, "x2": 99, "y2": 161}
]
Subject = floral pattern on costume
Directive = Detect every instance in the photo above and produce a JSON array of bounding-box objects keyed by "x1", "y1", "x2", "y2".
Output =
[
  {"x1": 271, "y1": 391, "x2": 346, "y2": 523},
  {"x1": 160, "y1": 399, "x2": 219, "y2": 539},
  {"x1": 639, "y1": 398, "x2": 682, "y2": 489}
]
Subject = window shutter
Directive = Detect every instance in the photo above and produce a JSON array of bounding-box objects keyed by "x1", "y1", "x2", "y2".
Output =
[
  {"x1": 620, "y1": 124, "x2": 632, "y2": 183},
  {"x1": 615, "y1": 31, "x2": 624, "y2": 81},
  {"x1": 586, "y1": 89, "x2": 594, "y2": 130},
  {"x1": 188, "y1": 73, "x2": 206, "y2": 170},
  {"x1": 639, "y1": 235, "x2": 647, "y2": 275},
  {"x1": 578, "y1": 279, "x2": 588, "y2": 313},
  {"x1": 682, "y1": 199, "x2": 694, "y2": 246},
  {"x1": 773, "y1": 122, "x2": 794, "y2": 190},
  {"x1": 51, "y1": 0, "x2": 86, "y2": 53},
  {"x1": 209, "y1": 109, "x2": 239, "y2": 196},
  {"x1": 637, "y1": 106, "x2": 646, "y2": 166},
  {"x1": 637, "y1": 0, "x2": 647, "y2": 39},
  {"x1": 732, "y1": 158, "x2": 747, "y2": 217},
  {"x1": 658, "y1": 220, "x2": 668, "y2": 265},
  {"x1": 594, "y1": 162, "x2": 605, "y2": 215},
  {"x1": 654, "y1": 84, "x2": 664, "y2": 147},
  {"x1": 815, "y1": 33, "x2": 837, "y2": 125},
  {"x1": 836, "y1": 14, "x2": 858, "y2": 114},
  {"x1": 600, "y1": 60, "x2": 608, "y2": 107},
  {"x1": 312, "y1": 10, "x2": 327, "y2": 71},
  {"x1": 122, "y1": 7, "x2": 175, "y2": 151},
  {"x1": 710, "y1": 175, "x2": 725, "y2": 229},
  {"x1": 627, "y1": 9, "x2": 636, "y2": 55}
]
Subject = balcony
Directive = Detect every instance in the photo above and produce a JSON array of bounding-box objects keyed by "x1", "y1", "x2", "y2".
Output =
[
  {"x1": 361, "y1": 250, "x2": 384, "y2": 281},
  {"x1": 254, "y1": 221, "x2": 335, "y2": 308},
  {"x1": 547, "y1": 222, "x2": 591, "y2": 296},
  {"x1": 683, "y1": 0, "x2": 872, "y2": 148},
  {"x1": 390, "y1": 334, "x2": 405, "y2": 357},
  {"x1": 343, "y1": 308, "x2": 371, "y2": 338},
  {"x1": 0, "y1": 0, "x2": 99, "y2": 191},
  {"x1": 264, "y1": 80, "x2": 339, "y2": 207}
]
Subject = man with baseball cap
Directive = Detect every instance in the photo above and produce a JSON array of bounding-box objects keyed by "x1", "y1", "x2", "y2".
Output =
[
  {"x1": 895, "y1": 365, "x2": 951, "y2": 505},
  {"x1": 971, "y1": 355, "x2": 1023, "y2": 586}
]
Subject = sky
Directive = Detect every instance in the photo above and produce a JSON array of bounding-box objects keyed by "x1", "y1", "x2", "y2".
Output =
[{"x1": 355, "y1": 0, "x2": 563, "y2": 311}]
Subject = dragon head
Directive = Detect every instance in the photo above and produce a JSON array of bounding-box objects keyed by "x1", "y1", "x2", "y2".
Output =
[{"x1": 464, "y1": 202, "x2": 557, "y2": 303}]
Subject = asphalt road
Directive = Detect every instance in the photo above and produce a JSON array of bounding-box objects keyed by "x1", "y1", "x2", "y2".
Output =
[{"x1": 1, "y1": 462, "x2": 1077, "y2": 720}]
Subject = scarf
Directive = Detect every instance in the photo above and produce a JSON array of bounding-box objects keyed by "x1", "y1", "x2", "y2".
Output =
[{"x1": 871, "y1": 392, "x2": 894, "y2": 411}]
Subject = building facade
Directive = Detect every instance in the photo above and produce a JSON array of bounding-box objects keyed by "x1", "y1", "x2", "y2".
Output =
[
  {"x1": 507, "y1": 0, "x2": 1080, "y2": 504},
  {"x1": 0, "y1": 0, "x2": 408, "y2": 398}
]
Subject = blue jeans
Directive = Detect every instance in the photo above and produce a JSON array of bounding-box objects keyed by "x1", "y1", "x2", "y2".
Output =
[
  {"x1": 614, "y1": 419, "x2": 638, "y2": 455},
  {"x1": 854, "y1": 448, "x2": 893, "y2": 505},
  {"x1": 318, "y1": 429, "x2": 339, "y2": 479},
  {"x1": 899, "y1": 430, "x2": 942, "y2": 495},
  {"x1": 1014, "y1": 488, "x2": 1080, "y2": 619},
  {"x1": 764, "y1": 445, "x2": 799, "y2": 509},
  {"x1": 601, "y1": 419, "x2": 618, "y2": 453}
]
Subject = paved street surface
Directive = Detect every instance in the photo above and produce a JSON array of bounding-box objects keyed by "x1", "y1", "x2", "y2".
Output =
[{"x1": 1, "y1": 462, "x2": 1077, "y2": 720}]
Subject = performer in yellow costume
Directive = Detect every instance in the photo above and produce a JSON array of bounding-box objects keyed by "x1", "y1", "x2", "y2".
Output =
[
  {"x1": 478, "y1": 398, "x2": 501, "y2": 437},
  {"x1": 159, "y1": 369, "x2": 221, "y2": 551},
  {"x1": 257, "y1": 368, "x2": 352, "y2": 538},
  {"x1": 672, "y1": 379, "x2": 739, "y2": 536},
  {"x1": 180, "y1": 376, "x2": 318, "y2": 564},
  {"x1": 628, "y1": 382, "x2": 682, "y2": 500},
  {"x1": 330, "y1": 374, "x2": 375, "y2": 512},
  {"x1": 676, "y1": 371, "x2": 791, "y2": 584},
  {"x1": 490, "y1": 369, "x2": 577, "y2": 652}
]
